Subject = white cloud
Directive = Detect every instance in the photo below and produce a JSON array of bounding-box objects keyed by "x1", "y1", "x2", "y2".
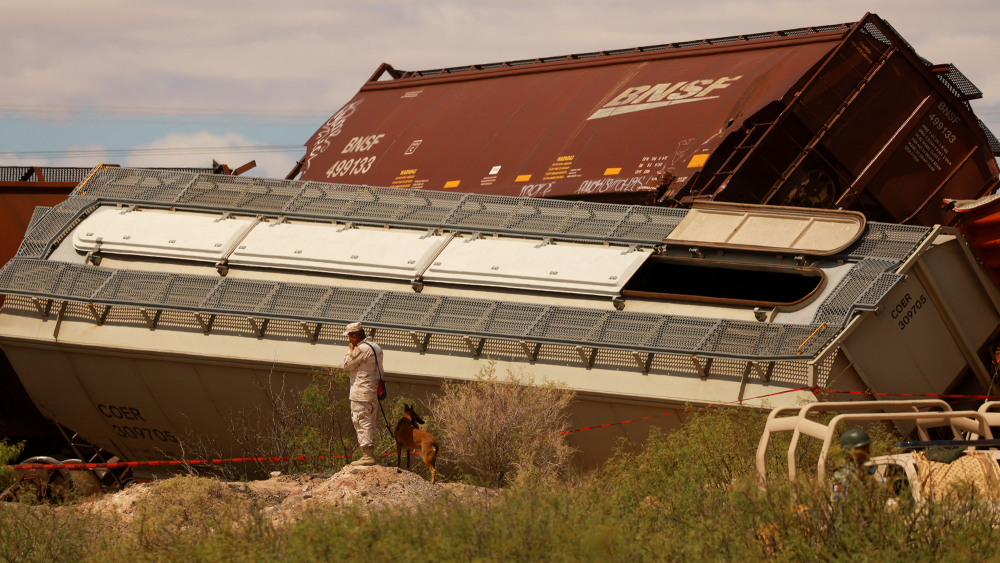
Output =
[
  {"x1": 3, "y1": 1, "x2": 999, "y2": 109},
  {"x1": 122, "y1": 131, "x2": 301, "y2": 178},
  {"x1": 0, "y1": 142, "x2": 110, "y2": 168},
  {"x1": 1, "y1": 1, "x2": 998, "y2": 172}
]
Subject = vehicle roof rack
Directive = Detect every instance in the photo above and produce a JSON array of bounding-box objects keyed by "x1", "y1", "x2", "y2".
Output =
[{"x1": 756, "y1": 400, "x2": 999, "y2": 482}]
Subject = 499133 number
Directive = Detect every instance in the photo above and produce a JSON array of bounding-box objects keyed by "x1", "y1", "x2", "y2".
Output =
[{"x1": 326, "y1": 156, "x2": 376, "y2": 179}]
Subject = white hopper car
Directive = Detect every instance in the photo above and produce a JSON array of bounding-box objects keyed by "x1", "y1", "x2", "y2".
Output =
[{"x1": 1, "y1": 167, "x2": 998, "y2": 474}]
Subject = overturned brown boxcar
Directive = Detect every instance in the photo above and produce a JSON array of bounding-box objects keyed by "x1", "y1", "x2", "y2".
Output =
[{"x1": 297, "y1": 13, "x2": 1000, "y2": 227}]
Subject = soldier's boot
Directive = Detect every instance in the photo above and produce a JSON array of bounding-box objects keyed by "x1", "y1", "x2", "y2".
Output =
[{"x1": 351, "y1": 446, "x2": 376, "y2": 466}]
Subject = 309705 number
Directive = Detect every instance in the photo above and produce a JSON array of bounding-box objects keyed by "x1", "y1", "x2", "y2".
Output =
[
  {"x1": 890, "y1": 293, "x2": 928, "y2": 331},
  {"x1": 112, "y1": 424, "x2": 178, "y2": 443}
]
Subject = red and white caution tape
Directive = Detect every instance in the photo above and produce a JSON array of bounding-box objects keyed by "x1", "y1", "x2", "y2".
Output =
[{"x1": 3, "y1": 386, "x2": 816, "y2": 471}]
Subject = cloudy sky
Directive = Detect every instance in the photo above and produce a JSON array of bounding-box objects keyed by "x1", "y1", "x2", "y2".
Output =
[{"x1": 3, "y1": 0, "x2": 998, "y2": 178}]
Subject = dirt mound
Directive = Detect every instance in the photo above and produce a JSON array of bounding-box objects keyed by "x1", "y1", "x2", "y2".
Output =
[
  {"x1": 271, "y1": 465, "x2": 444, "y2": 512},
  {"x1": 85, "y1": 465, "x2": 496, "y2": 528}
]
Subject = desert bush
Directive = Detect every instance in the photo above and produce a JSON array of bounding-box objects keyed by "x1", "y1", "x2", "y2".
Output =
[
  {"x1": 178, "y1": 366, "x2": 421, "y2": 479},
  {"x1": 431, "y1": 360, "x2": 575, "y2": 488},
  {"x1": 4, "y1": 406, "x2": 1000, "y2": 561},
  {"x1": 0, "y1": 438, "x2": 24, "y2": 495},
  {"x1": 177, "y1": 367, "x2": 358, "y2": 478},
  {"x1": 0, "y1": 501, "x2": 116, "y2": 562},
  {"x1": 133, "y1": 475, "x2": 267, "y2": 555}
]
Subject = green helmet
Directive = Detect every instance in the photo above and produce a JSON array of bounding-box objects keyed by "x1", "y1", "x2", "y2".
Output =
[{"x1": 840, "y1": 428, "x2": 872, "y2": 450}]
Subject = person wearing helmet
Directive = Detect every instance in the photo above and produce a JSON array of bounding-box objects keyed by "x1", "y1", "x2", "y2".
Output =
[{"x1": 831, "y1": 427, "x2": 876, "y2": 500}]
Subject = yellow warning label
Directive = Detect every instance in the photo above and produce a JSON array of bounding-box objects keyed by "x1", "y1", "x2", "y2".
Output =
[
  {"x1": 391, "y1": 169, "x2": 418, "y2": 188},
  {"x1": 687, "y1": 154, "x2": 709, "y2": 168},
  {"x1": 443, "y1": 180, "x2": 461, "y2": 189},
  {"x1": 544, "y1": 155, "x2": 575, "y2": 181},
  {"x1": 604, "y1": 168, "x2": 621, "y2": 175},
  {"x1": 515, "y1": 174, "x2": 532, "y2": 182}
]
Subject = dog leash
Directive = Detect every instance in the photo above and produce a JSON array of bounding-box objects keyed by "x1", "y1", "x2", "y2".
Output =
[{"x1": 363, "y1": 342, "x2": 396, "y2": 442}]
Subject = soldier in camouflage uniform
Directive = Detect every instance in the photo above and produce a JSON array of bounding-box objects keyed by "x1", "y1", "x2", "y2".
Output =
[{"x1": 831, "y1": 427, "x2": 876, "y2": 500}]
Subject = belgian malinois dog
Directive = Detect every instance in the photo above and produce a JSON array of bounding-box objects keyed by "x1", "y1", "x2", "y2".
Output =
[{"x1": 393, "y1": 404, "x2": 439, "y2": 484}]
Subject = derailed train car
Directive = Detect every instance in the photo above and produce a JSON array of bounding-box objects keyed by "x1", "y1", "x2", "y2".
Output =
[
  {"x1": 0, "y1": 166, "x2": 998, "y2": 475},
  {"x1": 295, "y1": 13, "x2": 999, "y2": 227},
  {"x1": 4, "y1": 13, "x2": 1000, "y2": 475}
]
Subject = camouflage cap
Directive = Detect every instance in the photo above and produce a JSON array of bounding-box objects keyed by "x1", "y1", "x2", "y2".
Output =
[{"x1": 342, "y1": 322, "x2": 364, "y2": 335}]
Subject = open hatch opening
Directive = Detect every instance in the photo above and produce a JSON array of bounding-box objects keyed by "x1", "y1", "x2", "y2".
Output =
[{"x1": 623, "y1": 257, "x2": 824, "y2": 307}]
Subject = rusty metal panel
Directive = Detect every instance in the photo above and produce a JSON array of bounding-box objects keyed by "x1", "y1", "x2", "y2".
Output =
[
  {"x1": 299, "y1": 14, "x2": 999, "y2": 228},
  {"x1": 300, "y1": 26, "x2": 850, "y2": 200},
  {"x1": 0, "y1": 192, "x2": 70, "y2": 270}
]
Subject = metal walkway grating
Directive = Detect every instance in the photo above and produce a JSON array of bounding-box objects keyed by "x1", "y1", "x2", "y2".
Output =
[
  {"x1": 67, "y1": 167, "x2": 683, "y2": 245},
  {"x1": 16, "y1": 197, "x2": 99, "y2": 259},
  {"x1": 23, "y1": 206, "x2": 52, "y2": 234},
  {"x1": 813, "y1": 259, "x2": 901, "y2": 326},
  {"x1": 842, "y1": 223, "x2": 931, "y2": 263},
  {"x1": 0, "y1": 258, "x2": 836, "y2": 361}
]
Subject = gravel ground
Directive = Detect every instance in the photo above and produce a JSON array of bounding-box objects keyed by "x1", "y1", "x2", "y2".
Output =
[{"x1": 84, "y1": 465, "x2": 497, "y2": 527}]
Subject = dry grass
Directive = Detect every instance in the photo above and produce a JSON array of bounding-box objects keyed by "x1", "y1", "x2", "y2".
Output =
[
  {"x1": 430, "y1": 360, "x2": 575, "y2": 488},
  {"x1": 4, "y1": 406, "x2": 1000, "y2": 561}
]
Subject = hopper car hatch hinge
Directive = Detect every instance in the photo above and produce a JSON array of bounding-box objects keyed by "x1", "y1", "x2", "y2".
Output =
[
  {"x1": 691, "y1": 355, "x2": 713, "y2": 379},
  {"x1": 576, "y1": 346, "x2": 598, "y2": 368},
  {"x1": 519, "y1": 340, "x2": 541, "y2": 362},
  {"x1": 248, "y1": 317, "x2": 268, "y2": 338},
  {"x1": 633, "y1": 351, "x2": 654, "y2": 374},
  {"x1": 463, "y1": 336, "x2": 485, "y2": 356},
  {"x1": 301, "y1": 322, "x2": 322, "y2": 342},
  {"x1": 194, "y1": 312, "x2": 214, "y2": 334},
  {"x1": 534, "y1": 237, "x2": 552, "y2": 248},
  {"x1": 140, "y1": 308, "x2": 161, "y2": 330},
  {"x1": 410, "y1": 331, "x2": 431, "y2": 352},
  {"x1": 216, "y1": 216, "x2": 263, "y2": 277},
  {"x1": 411, "y1": 231, "x2": 458, "y2": 292}
]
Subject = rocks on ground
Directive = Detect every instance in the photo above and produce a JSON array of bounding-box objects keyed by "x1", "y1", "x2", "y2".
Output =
[{"x1": 85, "y1": 465, "x2": 496, "y2": 526}]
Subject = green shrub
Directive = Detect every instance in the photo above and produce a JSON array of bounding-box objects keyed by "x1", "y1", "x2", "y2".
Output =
[
  {"x1": 0, "y1": 438, "x2": 24, "y2": 493},
  {"x1": 132, "y1": 475, "x2": 272, "y2": 558},
  {"x1": 431, "y1": 361, "x2": 575, "y2": 488},
  {"x1": 4, "y1": 402, "x2": 999, "y2": 561}
]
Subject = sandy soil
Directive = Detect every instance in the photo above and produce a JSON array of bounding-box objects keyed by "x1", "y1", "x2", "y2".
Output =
[{"x1": 84, "y1": 465, "x2": 497, "y2": 527}]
